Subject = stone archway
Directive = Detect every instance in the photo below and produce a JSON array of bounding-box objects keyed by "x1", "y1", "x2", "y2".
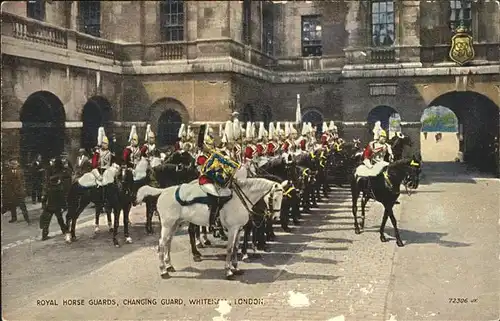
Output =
[
  {"x1": 420, "y1": 106, "x2": 459, "y2": 161},
  {"x1": 19, "y1": 91, "x2": 66, "y2": 166},
  {"x1": 149, "y1": 98, "x2": 189, "y2": 148},
  {"x1": 367, "y1": 105, "x2": 401, "y2": 138},
  {"x1": 302, "y1": 109, "x2": 324, "y2": 136},
  {"x1": 423, "y1": 91, "x2": 499, "y2": 173},
  {"x1": 81, "y1": 96, "x2": 112, "y2": 151}
]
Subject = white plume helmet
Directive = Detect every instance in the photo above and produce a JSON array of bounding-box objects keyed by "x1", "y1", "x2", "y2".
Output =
[
  {"x1": 145, "y1": 124, "x2": 152, "y2": 141},
  {"x1": 187, "y1": 125, "x2": 194, "y2": 139},
  {"x1": 97, "y1": 126, "x2": 104, "y2": 146},
  {"x1": 329, "y1": 121, "x2": 337, "y2": 133},
  {"x1": 301, "y1": 123, "x2": 309, "y2": 136},
  {"x1": 290, "y1": 123, "x2": 298, "y2": 135},
  {"x1": 240, "y1": 124, "x2": 246, "y2": 139},
  {"x1": 252, "y1": 122, "x2": 257, "y2": 139},
  {"x1": 322, "y1": 122, "x2": 328, "y2": 133},
  {"x1": 128, "y1": 125, "x2": 138, "y2": 142},
  {"x1": 219, "y1": 123, "x2": 223, "y2": 137},
  {"x1": 246, "y1": 121, "x2": 252, "y2": 139},
  {"x1": 268, "y1": 122, "x2": 275, "y2": 140},
  {"x1": 233, "y1": 119, "x2": 241, "y2": 139},
  {"x1": 258, "y1": 122, "x2": 265, "y2": 140},
  {"x1": 224, "y1": 120, "x2": 233, "y2": 143},
  {"x1": 178, "y1": 124, "x2": 186, "y2": 138},
  {"x1": 284, "y1": 122, "x2": 290, "y2": 136},
  {"x1": 204, "y1": 124, "x2": 213, "y2": 139}
]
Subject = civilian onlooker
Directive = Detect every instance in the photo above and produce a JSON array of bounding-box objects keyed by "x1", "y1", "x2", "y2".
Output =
[
  {"x1": 30, "y1": 154, "x2": 44, "y2": 204},
  {"x1": 2, "y1": 159, "x2": 31, "y2": 224}
]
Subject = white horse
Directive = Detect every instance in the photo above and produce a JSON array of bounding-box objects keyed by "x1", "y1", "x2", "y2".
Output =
[{"x1": 136, "y1": 177, "x2": 284, "y2": 279}]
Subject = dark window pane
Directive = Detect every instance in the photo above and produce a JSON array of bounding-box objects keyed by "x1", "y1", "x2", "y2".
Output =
[
  {"x1": 79, "y1": 1, "x2": 100, "y2": 37},
  {"x1": 302, "y1": 15, "x2": 322, "y2": 57},
  {"x1": 371, "y1": 0, "x2": 395, "y2": 47},
  {"x1": 161, "y1": 0, "x2": 184, "y2": 41},
  {"x1": 27, "y1": 0, "x2": 44, "y2": 21}
]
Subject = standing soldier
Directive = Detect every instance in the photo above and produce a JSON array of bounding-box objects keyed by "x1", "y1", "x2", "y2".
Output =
[
  {"x1": 39, "y1": 157, "x2": 69, "y2": 240},
  {"x1": 2, "y1": 159, "x2": 31, "y2": 224},
  {"x1": 30, "y1": 154, "x2": 44, "y2": 204},
  {"x1": 123, "y1": 125, "x2": 142, "y2": 169}
]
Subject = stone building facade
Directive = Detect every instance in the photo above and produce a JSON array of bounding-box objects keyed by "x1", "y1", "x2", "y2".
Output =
[{"x1": 1, "y1": 0, "x2": 499, "y2": 169}]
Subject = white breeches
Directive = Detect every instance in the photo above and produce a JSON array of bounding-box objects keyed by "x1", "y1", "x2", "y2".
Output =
[{"x1": 199, "y1": 183, "x2": 232, "y2": 197}]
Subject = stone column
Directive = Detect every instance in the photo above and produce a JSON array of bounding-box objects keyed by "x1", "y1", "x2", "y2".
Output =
[
  {"x1": 69, "y1": 1, "x2": 78, "y2": 31},
  {"x1": 344, "y1": 1, "x2": 369, "y2": 64},
  {"x1": 398, "y1": 1, "x2": 420, "y2": 62}
]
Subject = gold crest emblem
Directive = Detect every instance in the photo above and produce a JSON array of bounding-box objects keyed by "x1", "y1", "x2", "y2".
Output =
[{"x1": 449, "y1": 26, "x2": 475, "y2": 65}]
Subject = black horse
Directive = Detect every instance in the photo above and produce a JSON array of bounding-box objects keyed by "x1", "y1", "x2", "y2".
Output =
[
  {"x1": 389, "y1": 134, "x2": 412, "y2": 161},
  {"x1": 65, "y1": 166, "x2": 122, "y2": 244},
  {"x1": 350, "y1": 155, "x2": 422, "y2": 247}
]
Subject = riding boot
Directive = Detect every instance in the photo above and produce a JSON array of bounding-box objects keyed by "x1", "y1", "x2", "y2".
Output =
[
  {"x1": 207, "y1": 194, "x2": 220, "y2": 233},
  {"x1": 41, "y1": 228, "x2": 50, "y2": 241}
]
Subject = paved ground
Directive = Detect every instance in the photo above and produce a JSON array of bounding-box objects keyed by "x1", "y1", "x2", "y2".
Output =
[{"x1": 2, "y1": 162, "x2": 499, "y2": 321}]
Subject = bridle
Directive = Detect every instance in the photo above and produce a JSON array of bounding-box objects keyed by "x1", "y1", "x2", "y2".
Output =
[{"x1": 231, "y1": 180, "x2": 283, "y2": 221}]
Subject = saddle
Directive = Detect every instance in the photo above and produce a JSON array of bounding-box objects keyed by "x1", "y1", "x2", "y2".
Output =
[
  {"x1": 355, "y1": 162, "x2": 396, "y2": 193},
  {"x1": 174, "y1": 184, "x2": 232, "y2": 208}
]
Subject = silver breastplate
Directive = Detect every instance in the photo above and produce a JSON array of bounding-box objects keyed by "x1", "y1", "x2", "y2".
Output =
[
  {"x1": 130, "y1": 147, "x2": 141, "y2": 163},
  {"x1": 99, "y1": 150, "x2": 112, "y2": 168}
]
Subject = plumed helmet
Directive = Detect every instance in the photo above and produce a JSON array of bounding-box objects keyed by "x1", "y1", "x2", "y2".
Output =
[
  {"x1": 301, "y1": 123, "x2": 309, "y2": 136},
  {"x1": 233, "y1": 119, "x2": 241, "y2": 139},
  {"x1": 219, "y1": 123, "x2": 224, "y2": 138},
  {"x1": 145, "y1": 124, "x2": 152, "y2": 141},
  {"x1": 129, "y1": 125, "x2": 138, "y2": 142},
  {"x1": 379, "y1": 129, "x2": 387, "y2": 137},
  {"x1": 187, "y1": 125, "x2": 194, "y2": 140},
  {"x1": 322, "y1": 122, "x2": 328, "y2": 133},
  {"x1": 178, "y1": 124, "x2": 186, "y2": 138},
  {"x1": 252, "y1": 122, "x2": 257, "y2": 139},
  {"x1": 102, "y1": 136, "x2": 109, "y2": 144},
  {"x1": 268, "y1": 122, "x2": 275, "y2": 140},
  {"x1": 329, "y1": 121, "x2": 338, "y2": 133},
  {"x1": 284, "y1": 122, "x2": 290, "y2": 137},
  {"x1": 246, "y1": 121, "x2": 252, "y2": 139},
  {"x1": 224, "y1": 120, "x2": 233, "y2": 143},
  {"x1": 97, "y1": 127, "x2": 105, "y2": 146},
  {"x1": 290, "y1": 123, "x2": 298, "y2": 135}
]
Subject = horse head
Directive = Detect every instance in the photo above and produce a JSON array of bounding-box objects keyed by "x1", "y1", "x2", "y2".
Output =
[{"x1": 388, "y1": 155, "x2": 422, "y2": 190}]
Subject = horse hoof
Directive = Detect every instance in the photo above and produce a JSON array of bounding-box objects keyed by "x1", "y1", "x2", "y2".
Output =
[
  {"x1": 109, "y1": 228, "x2": 114, "y2": 233},
  {"x1": 380, "y1": 236, "x2": 388, "y2": 242},
  {"x1": 221, "y1": 236, "x2": 228, "y2": 241},
  {"x1": 125, "y1": 237, "x2": 132, "y2": 244},
  {"x1": 193, "y1": 255, "x2": 202, "y2": 262},
  {"x1": 204, "y1": 240, "x2": 211, "y2": 246},
  {"x1": 166, "y1": 266, "x2": 176, "y2": 273},
  {"x1": 355, "y1": 228, "x2": 361, "y2": 235},
  {"x1": 232, "y1": 268, "x2": 244, "y2": 276},
  {"x1": 396, "y1": 240, "x2": 405, "y2": 247},
  {"x1": 65, "y1": 235, "x2": 72, "y2": 243},
  {"x1": 242, "y1": 254, "x2": 250, "y2": 262},
  {"x1": 113, "y1": 239, "x2": 120, "y2": 247},
  {"x1": 94, "y1": 226, "x2": 100, "y2": 233},
  {"x1": 160, "y1": 272, "x2": 171, "y2": 279},
  {"x1": 196, "y1": 241, "x2": 204, "y2": 248},
  {"x1": 225, "y1": 271, "x2": 235, "y2": 280}
]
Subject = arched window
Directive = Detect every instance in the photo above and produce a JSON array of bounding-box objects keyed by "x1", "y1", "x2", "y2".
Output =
[
  {"x1": 160, "y1": 0, "x2": 184, "y2": 41},
  {"x1": 302, "y1": 109, "x2": 323, "y2": 136},
  {"x1": 449, "y1": 0, "x2": 472, "y2": 32},
  {"x1": 158, "y1": 109, "x2": 182, "y2": 147},
  {"x1": 371, "y1": 0, "x2": 395, "y2": 47}
]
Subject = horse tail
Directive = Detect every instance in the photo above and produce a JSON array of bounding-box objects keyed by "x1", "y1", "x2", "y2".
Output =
[{"x1": 136, "y1": 185, "x2": 166, "y2": 203}]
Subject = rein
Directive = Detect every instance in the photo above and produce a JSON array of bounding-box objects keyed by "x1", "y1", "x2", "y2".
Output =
[{"x1": 231, "y1": 180, "x2": 280, "y2": 221}]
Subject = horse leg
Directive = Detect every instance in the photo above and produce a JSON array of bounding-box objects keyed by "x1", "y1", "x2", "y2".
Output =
[
  {"x1": 145, "y1": 200, "x2": 154, "y2": 235},
  {"x1": 158, "y1": 225, "x2": 171, "y2": 278},
  {"x1": 194, "y1": 225, "x2": 204, "y2": 248},
  {"x1": 94, "y1": 205, "x2": 102, "y2": 233},
  {"x1": 351, "y1": 182, "x2": 361, "y2": 234},
  {"x1": 201, "y1": 226, "x2": 211, "y2": 246},
  {"x1": 360, "y1": 193, "x2": 369, "y2": 231},
  {"x1": 112, "y1": 207, "x2": 121, "y2": 247},
  {"x1": 164, "y1": 222, "x2": 178, "y2": 273},
  {"x1": 123, "y1": 203, "x2": 132, "y2": 244},
  {"x1": 387, "y1": 206, "x2": 404, "y2": 247},
  {"x1": 231, "y1": 229, "x2": 244, "y2": 275},
  {"x1": 188, "y1": 223, "x2": 202, "y2": 262},
  {"x1": 379, "y1": 208, "x2": 390, "y2": 243},
  {"x1": 219, "y1": 227, "x2": 228, "y2": 241},
  {"x1": 106, "y1": 206, "x2": 113, "y2": 232},
  {"x1": 225, "y1": 227, "x2": 240, "y2": 280},
  {"x1": 241, "y1": 222, "x2": 251, "y2": 262}
]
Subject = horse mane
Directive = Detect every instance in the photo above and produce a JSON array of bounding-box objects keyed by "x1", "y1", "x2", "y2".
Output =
[
  {"x1": 257, "y1": 173, "x2": 283, "y2": 183},
  {"x1": 237, "y1": 177, "x2": 276, "y2": 191}
]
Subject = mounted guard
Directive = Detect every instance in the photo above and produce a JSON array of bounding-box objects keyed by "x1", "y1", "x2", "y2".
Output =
[
  {"x1": 175, "y1": 124, "x2": 186, "y2": 152},
  {"x1": 256, "y1": 122, "x2": 268, "y2": 158},
  {"x1": 123, "y1": 125, "x2": 142, "y2": 169},
  {"x1": 244, "y1": 122, "x2": 257, "y2": 165},
  {"x1": 232, "y1": 119, "x2": 243, "y2": 163},
  {"x1": 197, "y1": 124, "x2": 241, "y2": 231},
  {"x1": 91, "y1": 127, "x2": 116, "y2": 186},
  {"x1": 372, "y1": 121, "x2": 383, "y2": 141},
  {"x1": 297, "y1": 123, "x2": 309, "y2": 152},
  {"x1": 141, "y1": 124, "x2": 161, "y2": 159}
]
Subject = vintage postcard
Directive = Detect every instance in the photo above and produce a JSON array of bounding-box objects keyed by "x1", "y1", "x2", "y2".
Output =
[{"x1": 1, "y1": 0, "x2": 499, "y2": 320}]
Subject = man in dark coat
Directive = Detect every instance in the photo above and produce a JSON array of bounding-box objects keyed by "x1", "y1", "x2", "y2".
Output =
[
  {"x1": 1, "y1": 159, "x2": 31, "y2": 224},
  {"x1": 30, "y1": 154, "x2": 44, "y2": 203},
  {"x1": 39, "y1": 157, "x2": 69, "y2": 240}
]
